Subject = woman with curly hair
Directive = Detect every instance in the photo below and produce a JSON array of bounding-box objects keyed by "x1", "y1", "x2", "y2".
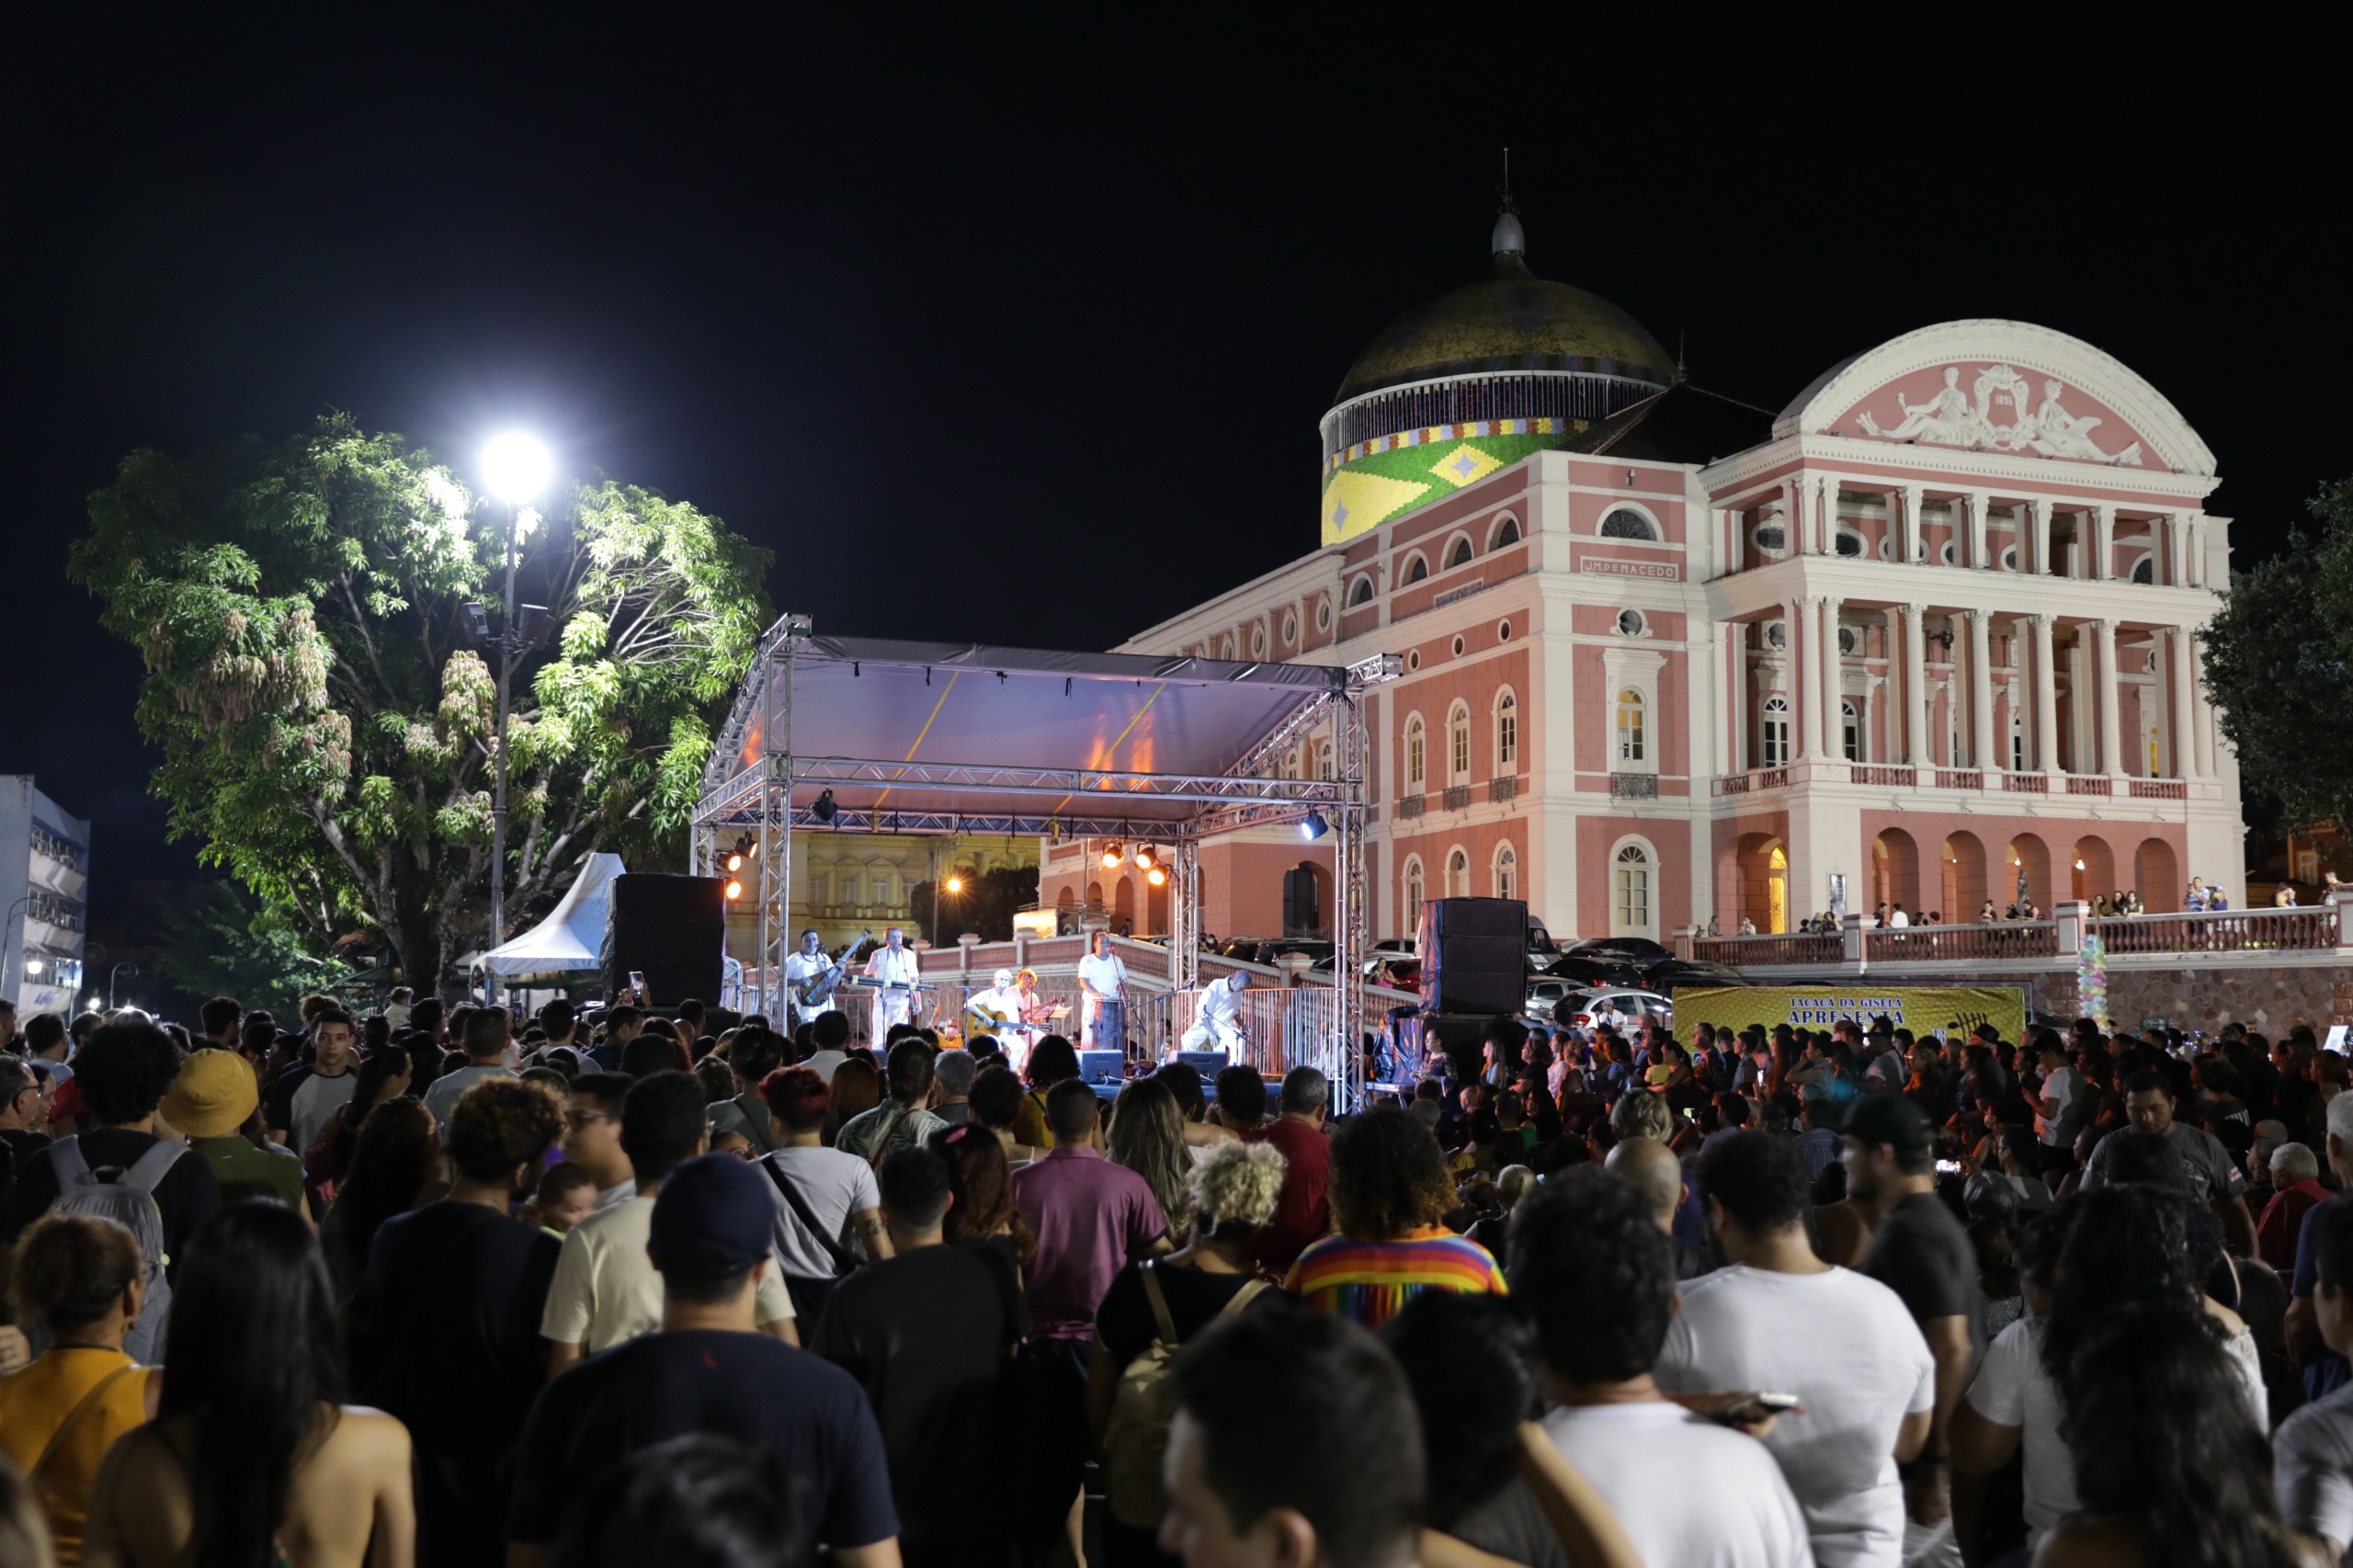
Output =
[
  {"x1": 1288, "y1": 1106, "x2": 1506, "y2": 1328},
  {"x1": 1086, "y1": 1140, "x2": 1287, "y2": 1563},
  {"x1": 1104, "y1": 1079, "x2": 1191, "y2": 1240}
]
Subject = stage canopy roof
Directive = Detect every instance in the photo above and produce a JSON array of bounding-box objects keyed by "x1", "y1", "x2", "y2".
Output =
[{"x1": 697, "y1": 630, "x2": 1379, "y2": 838}]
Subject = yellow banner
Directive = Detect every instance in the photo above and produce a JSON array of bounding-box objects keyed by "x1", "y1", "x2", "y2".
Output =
[{"x1": 1674, "y1": 985, "x2": 2029, "y2": 1043}]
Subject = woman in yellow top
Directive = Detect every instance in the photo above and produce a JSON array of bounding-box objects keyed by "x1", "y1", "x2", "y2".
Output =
[
  {"x1": 0, "y1": 1213, "x2": 162, "y2": 1566},
  {"x1": 82, "y1": 1202, "x2": 414, "y2": 1568}
]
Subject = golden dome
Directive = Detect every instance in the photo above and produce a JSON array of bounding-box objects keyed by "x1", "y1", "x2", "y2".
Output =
[{"x1": 1332, "y1": 248, "x2": 1674, "y2": 407}]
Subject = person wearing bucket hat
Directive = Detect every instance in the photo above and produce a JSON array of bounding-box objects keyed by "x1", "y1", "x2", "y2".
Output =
[
  {"x1": 163, "y1": 1048, "x2": 308, "y2": 1217},
  {"x1": 506, "y1": 1153, "x2": 901, "y2": 1565},
  {"x1": 1840, "y1": 1092, "x2": 1983, "y2": 1531}
]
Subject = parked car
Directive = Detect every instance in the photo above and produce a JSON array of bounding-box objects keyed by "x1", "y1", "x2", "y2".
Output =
[
  {"x1": 1306, "y1": 951, "x2": 1422, "y2": 990},
  {"x1": 1564, "y1": 936, "x2": 1675, "y2": 966},
  {"x1": 1553, "y1": 986, "x2": 1675, "y2": 1030},
  {"x1": 1540, "y1": 951, "x2": 1650, "y2": 989},
  {"x1": 1640, "y1": 959, "x2": 1747, "y2": 994},
  {"x1": 1524, "y1": 976, "x2": 1578, "y2": 1021},
  {"x1": 1218, "y1": 937, "x2": 1336, "y2": 966}
]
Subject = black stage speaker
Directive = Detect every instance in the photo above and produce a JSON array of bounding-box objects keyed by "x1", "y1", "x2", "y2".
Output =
[
  {"x1": 1176, "y1": 1050, "x2": 1230, "y2": 1080},
  {"x1": 1421, "y1": 1014, "x2": 1495, "y2": 1082},
  {"x1": 1418, "y1": 896, "x2": 1526, "y2": 1017},
  {"x1": 603, "y1": 873, "x2": 725, "y2": 1009},
  {"x1": 1076, "y1": 1050, "x2": 1124, "y2": 1085}
]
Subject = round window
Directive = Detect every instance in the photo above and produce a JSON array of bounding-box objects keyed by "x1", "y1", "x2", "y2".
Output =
[
  {"x1": 1753, "y1": 523, "x2": 1787, "y2": 553},
  {"x1": 1617, "y1": 609, "x2": 1646, "y2": 637},
  {"x1": 1252, "y1": 625, "x2": 1267, "y2": 656},
  {"x1": 1316, "y1": 598, "x2": 1332, "y2": 631},
  {"x1": 1450, "y1": 635, "x2": 1466, "y2": 657},
  {"x1": 1837, "y1": 626, "x2": 1859, "y2": 655},
  {"x1": 1765, "y1": 620, "x2": 1787, "y2": 650},
  {"x1": 1497, "y1": 620, "x2": 1513, "y2": 642},
  {"x1": 1282, "y1": 611, "x2": 1299, "y2": 644},
  {"x1": 1939, "y1": 540, "x2": 1957, "y2": 565},
  {"x1": 1406, "y1": 650, "x2": 1421, "y2": 672},
  {"x1": 1836, "y1": 531, "x2": 1864, "y2": 557}
]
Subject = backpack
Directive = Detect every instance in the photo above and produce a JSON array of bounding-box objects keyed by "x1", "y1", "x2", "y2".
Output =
[
  {"x1": 41, "y1": 1136, "x2": 181, "y2": 1364},
  {"x1": 1102, "y1": 1264, "x2": 1267, "y2": 1528}
]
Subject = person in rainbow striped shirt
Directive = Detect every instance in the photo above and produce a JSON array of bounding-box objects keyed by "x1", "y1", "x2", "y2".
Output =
[{"x1": 1285, "y1": 1107, "x2": 1506, "y2": 1328}]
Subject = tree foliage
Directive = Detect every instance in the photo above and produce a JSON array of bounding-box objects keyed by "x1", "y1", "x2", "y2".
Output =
[
  {"x1": 2202, "y1": 478, "x2": 2353, "y2": 836},
  {"x1": 910, "y1": 863, "x2": 1041, "y2": 945},
  {"x1": 152, "y1": 881, "x2": 358, "y2": 1019},
  {"x1": 73, "y1": 415, "x2": 773, "y2": 990}
]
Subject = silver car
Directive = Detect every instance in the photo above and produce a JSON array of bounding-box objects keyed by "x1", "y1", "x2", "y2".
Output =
[{"x1": 1556, "y1": 986, "x2": 1675, "y2": 1030}]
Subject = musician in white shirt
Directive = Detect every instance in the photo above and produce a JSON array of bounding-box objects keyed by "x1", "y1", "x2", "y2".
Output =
[
  {"x1": 864, "y1": 926, "x2": 922, "y2": 1032},
  {"x1": 1180, "y1": 971, "x2": 1250, "y2": 1057},
  {"x1": 968, "y1": 969, "x2": 1024, "y2": 1032},
  {"x1": 781, "y1": 929, "x2": 840, "y2": 1023},
  {"x1": 1076, "y1": 932, "x2": 1128, "y2": 1051}
]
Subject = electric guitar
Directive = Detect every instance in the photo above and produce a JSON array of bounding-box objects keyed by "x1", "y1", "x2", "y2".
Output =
[{"x1": 799, "y1": 930, "x2": 870, "y2": 1009}]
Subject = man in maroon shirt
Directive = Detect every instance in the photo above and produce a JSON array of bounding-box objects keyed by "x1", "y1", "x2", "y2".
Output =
[{"x1": 1245, "y1": 1066, "x2": 1332, "y2": 1274}]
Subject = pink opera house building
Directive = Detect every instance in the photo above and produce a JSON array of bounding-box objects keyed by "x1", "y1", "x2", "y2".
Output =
[{"x1": 1040, "y1": 209, "x2": 2243, "y2": 945}]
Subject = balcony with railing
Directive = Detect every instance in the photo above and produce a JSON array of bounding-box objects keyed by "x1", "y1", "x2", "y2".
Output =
[
  {"x1": 1609, "y1": 772, "x2": 1658, "y2": 801},
  {"x1": 1692, "y1": 930, "x2": 1845, "y2": 967},
  {"x1": 1488, "y1": 776, "x2": 1517, "y2": 804},
  {"x1": 1441, "y1": 784, "x2": 1472, "y2": 812},
  {"x1": 2090, "y1": 905, "x2": 2336, "y2": 954},
  {"x1": 1688, "y1": 901, "x2": 2347, "y2": 975},
  {"x1": 1707, "y1": 765, "x2": 2209, "y2": 805},
  {"x1": 1867, "y1": 920, "x2": 2059, "y2": 962},
  {"x1": 1396, "y1": 793, "x2": 1425, "y2": 820}
]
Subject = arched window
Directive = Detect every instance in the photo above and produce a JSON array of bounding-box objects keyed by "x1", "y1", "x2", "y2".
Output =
[
  {"x1": 2131, "y1": 555, "x2": 2155, "y2": 585},
  {"x1": 1495, "y1": 690, "x2": 1518, "y2": 769},
  {"x1": 1616, "y1": 689, "x2": 1647, "y2": 763},
  {"x1": 1404, "y1": 715, "x2": 1427, "y2": 790},
  {"x1": 1448, "y1": 702, "x2": 1471, "y2": 781},
  {"x1": 1446, "y1": 847, "x2": 1470, "y2": 898},
  {"x1": 1491, "y1": 515, "x2": 1521, "y2": 549},
  {"x1": 1348, "y1": 575, "x2": 1375, "y2": 608},
  {"x1": 1599, "y1": 508, "x2": 1657, "y2": 540},
  {"x1": 1401, "y1": 553, "x2": 1429, "y2": 585},
  {"x1": 1613, "y1": 843, "x2": 1653, "y2": 936},
  {"x1": 1319, "y1": 740, "x2": 1335, "y2": 780},
  {"x1": 1761, "y1": 696, "x2": 1790, "y2": 767},
  {"x1": 2010, "y1": 705, "x2": 2027, "y2": 772},
  {"x1": 1495, "y1": 842, "x2": 1518, "y2": 901},
  {"x1": 1445, "y1": 536, "x2": 1473, "y2": 569},
  {"x1": 1404, "y1": 857, "x2": 1424, "y2": 933},
  {"x1": 1835, "y1": 530, "x2": 1865, "y2": 557},
  {"x1": 1841, "y1": 699, "x2": 1861, "y2": 763}
]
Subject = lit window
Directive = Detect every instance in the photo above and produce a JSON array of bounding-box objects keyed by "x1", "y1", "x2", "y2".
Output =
[
  {"x1": 1496, "y1": 691, "x2": 1518, "y2": 767},
  {"x1": 1616, "y1": 689, "x2": 1647, "y2": 763}
]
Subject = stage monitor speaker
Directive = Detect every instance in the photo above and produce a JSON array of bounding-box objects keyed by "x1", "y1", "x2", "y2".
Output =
[
  {"x1": 1076, "y1": 1050, "x2": 1124, "y2": 1085},
  {"x1": 1175, "y1": 1050, "x2": 1230, "y2": 1081},
  {"x1": 1418, "y1": 896, "x2": 1527, "y2": 1017},
  {"x1": 603, "y1": 873, "x2": 725, "y2": 1009}
]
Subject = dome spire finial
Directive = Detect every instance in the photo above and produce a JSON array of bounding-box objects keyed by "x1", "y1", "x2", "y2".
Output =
[{"x1": 1491, "y1": 146, "x2": 1525, "y2": 258}]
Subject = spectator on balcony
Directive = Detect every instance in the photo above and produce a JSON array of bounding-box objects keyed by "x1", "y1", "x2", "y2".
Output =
[
  {"x1": 1873, "y1": 902, "x2": 1890, "y2": 928},
  {"x1": 1979, "y1": 899, "x2": 2000, "y2": 924},
  {"x1": 1738, "y1": 915, "x2": 1758, "y2": 935},
  {"x1": 1888, "y1": 903, "x2": 1911, "y2": 928}
]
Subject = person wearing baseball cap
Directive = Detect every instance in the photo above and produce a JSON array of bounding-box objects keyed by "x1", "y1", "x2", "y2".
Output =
[
  {"x1": 1841, "y1": 1094, "x2": 1983, "y2": 1532},
  {"x1": 506, "y1": 1153, "x2": 900, "y2": 1565},
  {"x1": 161, "y1": 1047, "x2": 307, "y2": 1217}
]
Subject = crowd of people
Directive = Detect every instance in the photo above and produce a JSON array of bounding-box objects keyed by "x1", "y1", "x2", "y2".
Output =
[{"x1": 0, "y1": 988, "x2": 2350, "y2": 1568}]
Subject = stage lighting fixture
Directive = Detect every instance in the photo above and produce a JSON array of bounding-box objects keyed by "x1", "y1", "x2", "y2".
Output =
[
  {"x1": 813, "y1": 789, "x2": 837, "y2": 824},
  {"x1": 724, "y1": 878, "x2": 744, "y2": 900},
  {"x1": 1146, "y1": 866, "x2": 1167, "y2": 888},
  {"x1": 726, "y1": 850, "x2": 744, "y2": 871},
  {"x1": 1102, "y1": 841, "x2": 1123, "y2": 869},
  {"x1": 1134, "y1": 846, "x2": 1156, "y2": 870},
  {"x1": 1301, "y1": 811, "x2": 1330, "y2": 841}
]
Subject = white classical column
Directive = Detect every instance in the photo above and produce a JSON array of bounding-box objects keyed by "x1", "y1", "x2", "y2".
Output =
[
  {"x1": 2186, "y1": 515, "x2": 2206, "y2": 589},
  {"x1": 2192, "y1": 633, "x2": 2217, "y2": 776},
  {"x1": 1795, "y1": 596, "x2": 1823, "y2": 758},
  {"x1": 2168, "y1": 625, "x2": 2195, "y2": 779},
  {"x1": 1821, "y1": 595, "x2": 1844, "y2": 759},
  {"x1": 1968, "y1": 492, "x2": 1991, "y2": 571},
  {"x1": 2030, "y1": 498, "x2": 2052, "y2": 577},
  {"x1": 2090, "y1": 506, "x2": 2114, "y2": 581},
  {"x1": 2165, "y1": 513, "x2": 2188, "y2": 587},
  {"x1": 1783, "y1": 478, "x2": 1805, "y2": 556},
  {"x1": 1904, "y1": 603, "x2": 1929, "y2": 766},
  {"x1": 1901, "y1": 484, "x2": 1924, "y2": 566},
  {"x1": 1723, "y1": 506, "x2": 1744, "y2": 575},
  {"x1": 1967, "y1": 609, "x2": 1995, "y2": 768},
  {"x1": 1820, "y1": 478, "x2": 1840, "y2": 555},
  {"x1": 2094, "y1": 619, "x2": 2122, "y2": 774},
  {"x1": 2031, "y1": 614, "x2": 2060, "y2": 774}
]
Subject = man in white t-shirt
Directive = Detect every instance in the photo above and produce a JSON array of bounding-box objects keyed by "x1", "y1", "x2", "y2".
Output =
[
  {"x1": 756, "y1": 1064, "x2": 894, "y2": 1296},
  {"x1": 1179, "y1": 971, "x2": 1250, "y2": 1058},
  {"x1": 1657, "y1": 1131, "x2": 1934, "y2": 1568},
  {"x1": 968, "y1": 969, "x2": 1025, "y2": 1035},
  {"x1": 2031, "y1": 1037, "x2": 2082, "y2": 1153},
  {"x1": 542, "y1": 1070, "x2": 795, "y2": 1375},
  {"x1": 1076, "y1": 931, "x2": 1128, "y2": 1052},
  {"x1": 782, "y1": 929, "x2": 842, "y2": 1025},
  {"x1": 1509, "y1": 1167, "x2": 1813, "y2": 1568},
  {"x1": 863, "y1": 926, "x2": 921, "y2": 1034}
]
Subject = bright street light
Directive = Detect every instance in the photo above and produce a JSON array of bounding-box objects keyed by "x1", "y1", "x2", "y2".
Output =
[{"x1": 482, "y1": 433, "x2": 552, "y2": 506}]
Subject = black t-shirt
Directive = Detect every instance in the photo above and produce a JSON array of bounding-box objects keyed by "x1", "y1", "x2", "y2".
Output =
[
  {"x1": 353, "y1": 1201, "x2": 562, "y2": 1568},
  {"x1": 0, "y1": 1129, "x2": 222, "y2": 1280},
  {"x1": 1864, "y1": 1191, "x2": 1987, "y2": 1360},
  {"x1": 506, "y1": 1329, "x2": 897, "y2": 1551},
  {"x1": 809, "y1": 1238, "x2": 1027, "y2": 1551},
  {"x1": 1095, "y1": 1257, "x2": 1278, "y2": 1371},
  {"x1": 0, "y1": 1128, "x2": 51, "y2": 1171}
]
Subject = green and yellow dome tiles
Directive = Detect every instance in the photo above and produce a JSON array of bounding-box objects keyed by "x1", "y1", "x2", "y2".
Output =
[{"x1": 1321, "y1": 428, "x2": 1575, "y2": 546}]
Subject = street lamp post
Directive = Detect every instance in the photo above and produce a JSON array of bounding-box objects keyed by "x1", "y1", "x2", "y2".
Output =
[
  {"x1": 480, "y1": 434, "x2": 553, "y2": 1011},
  {"x1": 109, "y1": 961, "x2": 139, "y2": 1011}
]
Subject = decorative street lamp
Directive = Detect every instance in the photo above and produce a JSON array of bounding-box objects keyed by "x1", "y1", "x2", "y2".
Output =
[
  {"x1": 109, "y1": 961, "x2": 140, "y2": 1011},
  {"x1": 479, "y1": 432, "x2": 553, "y2": 1008}
]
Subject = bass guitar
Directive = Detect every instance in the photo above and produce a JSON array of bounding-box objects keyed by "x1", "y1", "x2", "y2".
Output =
[{"x1": 800, "y1": 929, "x2": 870, "y2": 1010}]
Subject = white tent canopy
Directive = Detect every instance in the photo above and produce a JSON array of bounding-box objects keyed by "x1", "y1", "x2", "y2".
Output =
[{"x1": 477, "y1": 852, "x2": 625, "y2": 977}]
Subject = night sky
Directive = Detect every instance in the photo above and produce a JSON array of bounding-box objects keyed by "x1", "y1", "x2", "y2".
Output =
[{"x1": 4, "y1": 16, "x2": 2344, "y2": 917}]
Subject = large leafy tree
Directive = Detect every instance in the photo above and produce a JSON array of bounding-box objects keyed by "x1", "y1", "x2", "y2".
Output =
[
  {"x1": 73, "y1": 415, "x2": 773, "y2": 991},
  {"x1": 2202, "y1": 478, "x2": 2353, "y2": 838},
  {"x1": 152, "y1": 881, "x2": 358, "y2": 1019}
]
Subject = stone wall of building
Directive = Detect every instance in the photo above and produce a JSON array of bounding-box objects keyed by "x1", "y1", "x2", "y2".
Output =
[{"x1": 1868, "y1": 962, "x2": 2353, "y2": 1034}]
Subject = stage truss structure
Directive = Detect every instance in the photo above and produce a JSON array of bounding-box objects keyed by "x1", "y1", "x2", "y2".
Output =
[{"x1": 692, "y1": 615, "x2": 1399, "y2": 1106}]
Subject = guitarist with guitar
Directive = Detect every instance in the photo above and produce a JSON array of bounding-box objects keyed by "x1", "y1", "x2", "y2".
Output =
[{"x1": 784, "y1": 927, "x2": 863, "y2": 1030}]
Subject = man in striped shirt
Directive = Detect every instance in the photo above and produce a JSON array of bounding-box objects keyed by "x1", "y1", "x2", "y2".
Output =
[{"x1": 1286, "y1": 1106, "x2": 1505, "y2": 1328}]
